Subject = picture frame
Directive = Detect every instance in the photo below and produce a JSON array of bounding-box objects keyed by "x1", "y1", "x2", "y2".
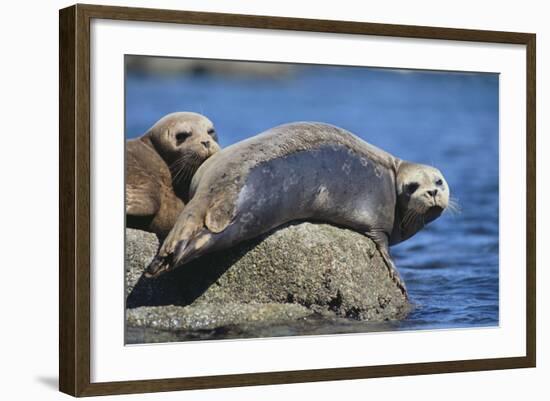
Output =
[{"x1": 59, "y1": 3, "x2": 536, "y2": 397}]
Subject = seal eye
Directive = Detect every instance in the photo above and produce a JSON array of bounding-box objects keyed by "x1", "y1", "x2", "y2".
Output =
[
  {"x1": 406, "y1": 182, "x2": 419, "y2": 195},
  {"x1": 207, "y1": 128, "x2": 217, "y2": 141},
  {"x1": 175, "y1": 132, "x2": 191, "y2": 145},
  {"x1": 436, "y1": 179, "x2": 443, "y2": 186}
]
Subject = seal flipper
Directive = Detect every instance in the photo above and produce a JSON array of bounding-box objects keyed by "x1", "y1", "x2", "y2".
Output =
[
  {"x1": 145, "y1": 195, "x2": 226, "y2": 277},
  {"x1": 172, "y1": 228, "x2": 214, "y2": 266},
  {"x1": 146, "y1": 229, "x2": 216, "y2": 278},
  {"x1": 144, "y1": 203, "x2": 205, "y2": 277},
  {"x1": 204, "y1": 194, "x2": 236, "y2": 233},
  {"x1": 365, "y1": 231, "x2": 408, "y2": 298},
  {"x1": 144, "y1": 247, "x2": 180, "y2": 278},
  {"x1": 126, "y1": 181, "x2": 161, "y2": 216}
]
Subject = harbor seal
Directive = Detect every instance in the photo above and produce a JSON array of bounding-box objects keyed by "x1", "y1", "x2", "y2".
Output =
[
  {"x1": 145, "y1": 122, "x2": 449, "y2": 293},
  {"x1": 126, "y1": 112, "x2": 220, "y2": 238}
]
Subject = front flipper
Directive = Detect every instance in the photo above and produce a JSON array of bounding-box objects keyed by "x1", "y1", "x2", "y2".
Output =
[
  {"x1": 365, "y1": 230, "x2": 408, "y2": 298},
  {"x1": 205, "y1": 194, "x2": 236, "y2": 234},
  {"x1": 126, "y1": 181, "x2": 160, "y2": 217}
]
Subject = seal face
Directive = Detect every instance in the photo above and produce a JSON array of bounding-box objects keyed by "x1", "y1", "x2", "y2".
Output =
[
  {"x1": 126, "y1": 112, "x2": 220, "y2": 238},
  {"x1": 146, "y1": 122, "x2": 449, "y2": 293},
  {"x1": 391, "y1": 162, "x2": 450, "y2": 245}
]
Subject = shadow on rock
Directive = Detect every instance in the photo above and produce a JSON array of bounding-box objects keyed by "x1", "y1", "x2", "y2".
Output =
[{"x1": 126, "y1": 241, "x2": 256, "y2": 308}]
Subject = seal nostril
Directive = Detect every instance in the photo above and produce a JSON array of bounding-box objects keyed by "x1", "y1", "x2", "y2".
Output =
[
  {"x1": 428, "y1": 189, "x2": 438, "y2": 197},
  {"x1": 201, "y1": 141, "x2": 210, "y2": 149}
]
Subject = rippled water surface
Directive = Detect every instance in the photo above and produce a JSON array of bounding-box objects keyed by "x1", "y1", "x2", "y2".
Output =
[{"x1": 126, "y1": 61, "x2": 499, "y2": 335}]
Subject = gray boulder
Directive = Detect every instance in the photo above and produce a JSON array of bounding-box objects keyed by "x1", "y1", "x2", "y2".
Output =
[{"x1": 126, "y1": 223, "x2": 410, "y2": 333}]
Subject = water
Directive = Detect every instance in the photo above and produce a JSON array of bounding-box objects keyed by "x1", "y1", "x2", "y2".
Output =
[{"x1": 125, "y1": 62, "x2": 499, "y2": 335}]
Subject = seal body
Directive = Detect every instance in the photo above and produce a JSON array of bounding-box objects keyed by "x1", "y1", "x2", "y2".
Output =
[
  {"x1": 126, "y1": 139, "x2": 184, "y2": 237},
  {"x1": 191, "y1": 144, "x2": 396, "y2": 252},
  {"x1": 126, "y1": 112, "x2": 220, "y2": 238},
  {"x1": 147, "y1": 122, "x2": 449, "y2": 291}
]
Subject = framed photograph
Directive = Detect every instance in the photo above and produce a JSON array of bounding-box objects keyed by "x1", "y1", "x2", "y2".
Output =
[{"x1": 59, "y1": 4, "x2": 536, "y2": 397}]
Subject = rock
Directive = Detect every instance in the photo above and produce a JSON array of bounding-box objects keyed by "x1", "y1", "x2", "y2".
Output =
[
  {"x1": 127, "y1": 303, "x2": 313, "y2": 332},
  {"x1": 125, "y1": 228, "x2": 160, "y2": 297},
  {"x1": 126, "y1": 223, "x2": 410, "y2": 333}
]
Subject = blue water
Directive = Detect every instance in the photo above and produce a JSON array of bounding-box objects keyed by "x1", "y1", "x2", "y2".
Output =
[{"x1": 126, "y1": 63, "x2": 499, "y2": 332}]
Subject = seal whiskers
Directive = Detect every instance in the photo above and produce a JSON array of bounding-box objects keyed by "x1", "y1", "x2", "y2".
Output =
[
  {"x1": 447, "y1": 197, "x2": 461, "y2": 214},
  {"x1": 170, "y1": 153, "x2": 200, "y2": 184}
]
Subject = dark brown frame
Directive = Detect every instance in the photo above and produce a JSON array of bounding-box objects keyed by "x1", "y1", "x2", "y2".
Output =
[{"x1": 59, "y1": 3, "x2": 536, "y2": 397}]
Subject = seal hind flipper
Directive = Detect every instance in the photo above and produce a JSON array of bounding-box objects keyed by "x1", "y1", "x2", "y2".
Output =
[
  {"x1": 145, "y1": 229, "x2": 215, "y2": 277},
  {"x1": 175, "y1": 228, "x2": 214, "y2": 264},
  {"x1": 146, "y1": 202, "x2": 216, "y2": 277}
]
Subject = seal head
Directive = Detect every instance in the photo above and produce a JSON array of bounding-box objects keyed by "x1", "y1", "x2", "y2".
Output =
[
  {"x1": 147, "y1": 112, "x2": 220, "y2": 195},
  {"x1": 126, "y1": 112, "x2": 220, "y2": 238},
  {"x1": 391, "y1": 161, "x2": 449, "y2": 244}
]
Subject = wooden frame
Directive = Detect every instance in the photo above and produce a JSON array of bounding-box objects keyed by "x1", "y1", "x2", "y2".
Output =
[{"x1": 59, "y1": 3, "x2": 536, "y2": 397}]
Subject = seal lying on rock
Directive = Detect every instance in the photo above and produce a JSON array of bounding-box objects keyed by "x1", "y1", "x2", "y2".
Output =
[
  {"x1": 146, "y1": 122, "x2": 449, "y2": 292},
  {"x1": 126, "y1": 112, "x2": 220, "y2": 238}
]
